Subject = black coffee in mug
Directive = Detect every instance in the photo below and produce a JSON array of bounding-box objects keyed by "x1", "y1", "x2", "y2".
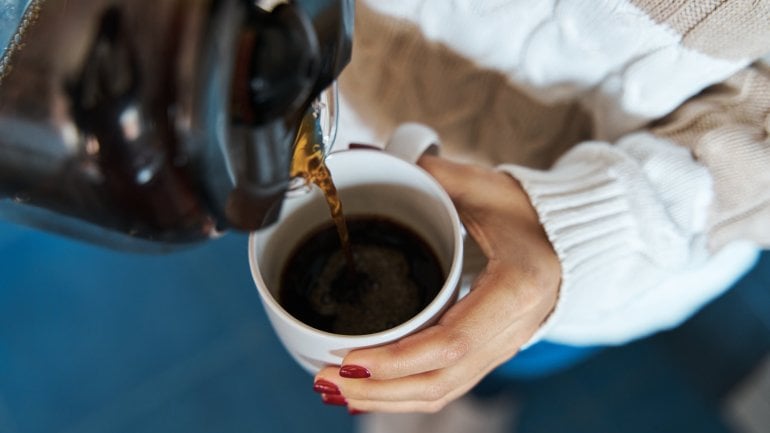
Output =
[{"x1": 279, "y1": 215, "x2": 445, "y2": 335}]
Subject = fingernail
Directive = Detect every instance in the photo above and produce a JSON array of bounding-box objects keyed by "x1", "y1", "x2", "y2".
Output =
[
  {"x1": 339, "y1": 365, "x2": 371, "y2": 379},
  {"x1": 313, "y1": 379, "x2": 340, "y2": 395},
  {"x1": 322, "y1": 394, "x2": 348, "y2": 406},
  {"x1": 348, "y1": 409, "x2": 367, "y2": 416}
]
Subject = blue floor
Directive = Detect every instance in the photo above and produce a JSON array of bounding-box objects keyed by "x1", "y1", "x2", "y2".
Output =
[
  {"x1": 0, "y1": 221, "x2": 354, "y2": 433},
  {"x1": 1, "y1": 220, "x2": 769, "y2": 433}
]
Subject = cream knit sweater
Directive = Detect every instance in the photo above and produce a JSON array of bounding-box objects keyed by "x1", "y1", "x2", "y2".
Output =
[{"x1": 335, "y1": 0, "x2": 770, "y2": 346}]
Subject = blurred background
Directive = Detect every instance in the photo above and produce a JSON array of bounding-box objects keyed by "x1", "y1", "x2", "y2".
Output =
[{"x1": 1, "y1": 219, "x2": 769, "y2": 433}]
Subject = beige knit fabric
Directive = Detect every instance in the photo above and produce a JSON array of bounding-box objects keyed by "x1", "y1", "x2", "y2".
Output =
[
  {"x1": 338, "y1": 2, "x2": 593, "y2": 170},
  {"x1": 650, "y1": 63, "x2": 770, "y2": 248},
  {"x1": 630, "y1": 0, "x2": 770, "y2": 61}
]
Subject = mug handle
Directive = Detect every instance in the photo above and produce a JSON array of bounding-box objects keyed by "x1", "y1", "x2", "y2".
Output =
[
  {"x1": 382, "y1": 123, "x2": 441, "y2": 163},
  {"x1": 348, "y1": 122, "x2": 441, "y2": 162}
]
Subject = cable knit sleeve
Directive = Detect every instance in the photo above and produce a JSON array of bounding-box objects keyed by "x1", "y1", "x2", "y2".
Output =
[{"x1": 501, "y1": 65, "x2": 770, "y2": 346}]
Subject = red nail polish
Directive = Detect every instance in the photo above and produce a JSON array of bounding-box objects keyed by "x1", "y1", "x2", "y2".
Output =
[
  {"x1": 348, "y1": 409, "x2": 367, "y2": 416},
  {"x1": 339, "y1": 365, "x2": 371, "y2": 379},
  {"x1": 313, "y1": 379, "x2": 340, "y2": 395},
  {"x1": 322, "y1": 394, "x2": 348, "y2": 406}
]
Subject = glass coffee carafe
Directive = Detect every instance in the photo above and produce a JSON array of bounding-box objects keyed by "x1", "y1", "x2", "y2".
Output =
[{"x1": 0, "y1": 0, "x2": 352, "y2": 251}]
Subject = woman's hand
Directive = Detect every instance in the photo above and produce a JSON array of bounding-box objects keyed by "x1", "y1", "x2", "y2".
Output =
[{"x1": 313, "y1": 155, "x2": 561, "y2": 413}]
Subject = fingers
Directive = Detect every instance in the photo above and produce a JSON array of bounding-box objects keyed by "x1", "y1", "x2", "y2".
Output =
[
  {"x1": 312, "y1": 303, "x2": 527, "y2": 413},
  {"x1": 418, "y1": 155, "x2": 500, "y2": 211},
  {"x1": 337, "y1": 265, "x2": 530, "y2": 381},
  {"x1": 315, "y1": 365, "x2": 491, "y2": 414},
  {"x1": 418, "y1": 155, "x2": 524, "y2": 213},
  {"x1": 418, "y1": 155, "x2": 544, "y2": 259},
  {"x1": 310, "y1": 259, "x2": 560, "y2": 413},
  {"x1": 338, "y1": 324, "x2": 471, "y2": 381},
  {"x1": 312, "y1": 264, "x2": 534, "y2": 380}
]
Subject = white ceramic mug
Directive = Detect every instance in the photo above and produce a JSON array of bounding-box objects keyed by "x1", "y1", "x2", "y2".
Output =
[{"x1": 248, "y1": 123, "x2": 464, "y2": 374}]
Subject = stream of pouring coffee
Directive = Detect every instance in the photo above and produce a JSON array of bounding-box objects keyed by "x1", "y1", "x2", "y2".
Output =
[{"x1": 289, "y1": 108, "x2": 356, "y2": 270}]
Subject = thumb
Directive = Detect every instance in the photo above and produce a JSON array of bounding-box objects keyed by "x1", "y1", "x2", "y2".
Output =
[
  {"x1": 417, "y1": 155, "x2": 502, "y2": 209},
  {"x1": 418, "y1": 154, "x2": 543, "y2": 252}
]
